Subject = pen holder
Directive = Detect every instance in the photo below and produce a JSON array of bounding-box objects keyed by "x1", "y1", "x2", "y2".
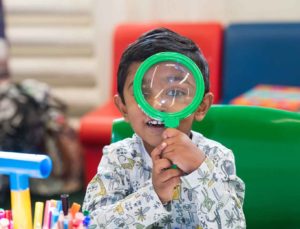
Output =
[{"x1": 0, "y1": 151, "x2": 52, "y2": 229}]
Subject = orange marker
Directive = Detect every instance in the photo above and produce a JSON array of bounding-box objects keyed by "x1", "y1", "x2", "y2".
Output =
[{"x1": 70, "y1": 203, "x2": 81, "y2": 219}]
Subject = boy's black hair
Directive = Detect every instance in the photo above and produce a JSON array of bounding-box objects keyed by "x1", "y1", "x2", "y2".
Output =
[{"x1": 117, "y1": 28, "x2": 210, "y2": 103}]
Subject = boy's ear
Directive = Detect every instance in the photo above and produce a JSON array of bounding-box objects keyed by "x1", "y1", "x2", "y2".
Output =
[
  {"x1": 114, "y1": 94, "x2": 129, "y2": 121},
  {"x1": 194, "y1": 92, "x2": 214, "y2": 121}
]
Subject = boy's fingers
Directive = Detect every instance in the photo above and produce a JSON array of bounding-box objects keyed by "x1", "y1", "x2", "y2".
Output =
[
  {"x1": 161, "y1": 169, "x2": 183, "y2": 183},
  {"x1": 162, "y1": 128, "x2": 179, "y2": 139},
  {"x1": 168, "y1": 176, "x2": 181, "y2": 188},
  {"x1": 153, "y1": 158, "x2": 172, "y2": 173},
  {"x1": 151, "y1": 142, "x2": 167, "y2": 161},
  {"x1": 162, "y1": 129, "x2": 181, "y2": 147}
]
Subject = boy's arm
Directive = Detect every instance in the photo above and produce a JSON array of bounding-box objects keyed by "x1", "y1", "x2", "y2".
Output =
[
  {"x1": 181, "y1": 146, "x2": 246, "y2": 228},
  {"x1": 82, "y1": 145, "x2": 170, "y2": 228}
]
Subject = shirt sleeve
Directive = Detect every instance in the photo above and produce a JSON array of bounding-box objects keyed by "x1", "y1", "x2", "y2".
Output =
[
  {"x1": 181, "y1": 147, "x2": 246, "y2": 228},
  {"x1": 82, "y1": 145, "x2": 170, "y2": 228}
]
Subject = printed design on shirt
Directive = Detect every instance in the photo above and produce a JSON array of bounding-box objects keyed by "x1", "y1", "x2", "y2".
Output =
[
  {"x1": 83, "y1": 133, "x2": 246, "y2": 229},
  {"x1": 172, "y1": 184, "x2": 181, "y2": 200},
  {"x1": 90, "y1": 175, "x2": 107, "y2": 196},
  {"x1": 183, "y1": 186, "x2": 198, "y2": 201},
  {"x1": 160, "y1": 215, "x2": 173, "y2": 228},
  {"x1": 118, "y1": 154, "x2": 136, "y2": 169},
  {"x1": 221, "y1": 160, "x2": 235, "y2": 180},
  {"x1": 135, "y1": 207, "x2": 151, "y2": 221},
  {"x1": 114, "y1": 203, "x2": 125, "y2": 215},
  {"x1": 206, "y1": 208, "x2": 222, "y2": 229},
  {"x1": 200, "y1": 188, "x2": 215, "y2": 214},
  {"x1": 197, "y1": 169, "x2": 210, "y2": 185}
]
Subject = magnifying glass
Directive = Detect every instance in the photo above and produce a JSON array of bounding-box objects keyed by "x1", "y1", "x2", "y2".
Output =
[{"x1": 133, "y1": 52, "x2": 205, "y2": 129}]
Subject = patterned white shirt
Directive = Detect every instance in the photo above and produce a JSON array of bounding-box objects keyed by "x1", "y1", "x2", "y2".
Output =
[{"x1": 83, "y1": 131, "x2": 246, "y2": 229}]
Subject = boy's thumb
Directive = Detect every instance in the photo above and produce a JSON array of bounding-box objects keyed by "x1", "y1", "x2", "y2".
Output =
[
  {"x1": 151, "y1": 142, "x2": 167, "y2": 161},
  {"x1": 162, "y1": 128, "x2": 177, "y2": 139}
]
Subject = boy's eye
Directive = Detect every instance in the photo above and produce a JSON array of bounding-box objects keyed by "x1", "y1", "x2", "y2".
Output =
[
  {"x1": 143, "y1": 92, "x2": 150, "y2": 98},
  {"x1": 166, "y1": 88, "x2": 187, "y2": 97}
]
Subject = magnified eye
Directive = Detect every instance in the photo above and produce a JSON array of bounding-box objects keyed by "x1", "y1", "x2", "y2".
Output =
[{"x1": 166, "y1": 88, "x2": 187, "y2": 97}]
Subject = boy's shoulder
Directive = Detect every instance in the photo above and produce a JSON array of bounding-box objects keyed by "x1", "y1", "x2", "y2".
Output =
[
  {"x1": 103, "y1": 134, "x2": 143, "y2": 157},
  {"x1": 192, "y1": 130, "x2": 232, "y2": 156}
]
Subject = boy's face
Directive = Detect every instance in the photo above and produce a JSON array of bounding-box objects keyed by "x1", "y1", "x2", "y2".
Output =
[{"x1": 114, "y1": 62, "x2": 213, "y2": 153}]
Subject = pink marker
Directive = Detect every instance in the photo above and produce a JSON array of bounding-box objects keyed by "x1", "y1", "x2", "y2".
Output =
[
  {"x1": 73, "y1": 212, "x2": 84, "y2": 228},
  {"x1": 43, "y1": 200, "x2": 51, "y2": 229}
]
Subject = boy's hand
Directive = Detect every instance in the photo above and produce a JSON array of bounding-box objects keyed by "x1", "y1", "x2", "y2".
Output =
[
  {"x1": 161, "y1": 128, "x2": 206, "y2": 174},
  {"x1": 151, "y1": 142, "x2": 184, "y2": 204}
]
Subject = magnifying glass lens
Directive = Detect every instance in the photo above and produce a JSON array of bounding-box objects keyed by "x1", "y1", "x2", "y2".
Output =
[{"x1": 141, "y1": 61, "x2": 196, "y2": 113}]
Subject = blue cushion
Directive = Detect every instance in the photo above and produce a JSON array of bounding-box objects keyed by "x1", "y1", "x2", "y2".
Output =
[{"x1": 222, "y1": 23, "x2": 300, "y2": 103}]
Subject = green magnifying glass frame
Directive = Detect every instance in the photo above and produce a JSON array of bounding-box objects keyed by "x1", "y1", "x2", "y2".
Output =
[{"x1": 133, "y1": 52, "x2": 205, "y2": 128}]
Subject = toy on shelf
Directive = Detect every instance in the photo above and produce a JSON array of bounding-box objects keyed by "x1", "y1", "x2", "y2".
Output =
[{"x1": 230, "y1": 84, "x2": 300, "y2": 112}]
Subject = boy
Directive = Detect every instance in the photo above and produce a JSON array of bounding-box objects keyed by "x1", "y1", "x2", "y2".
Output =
[{"x1": 83, "y1": 28, "x2": 246, "y2": 228}]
